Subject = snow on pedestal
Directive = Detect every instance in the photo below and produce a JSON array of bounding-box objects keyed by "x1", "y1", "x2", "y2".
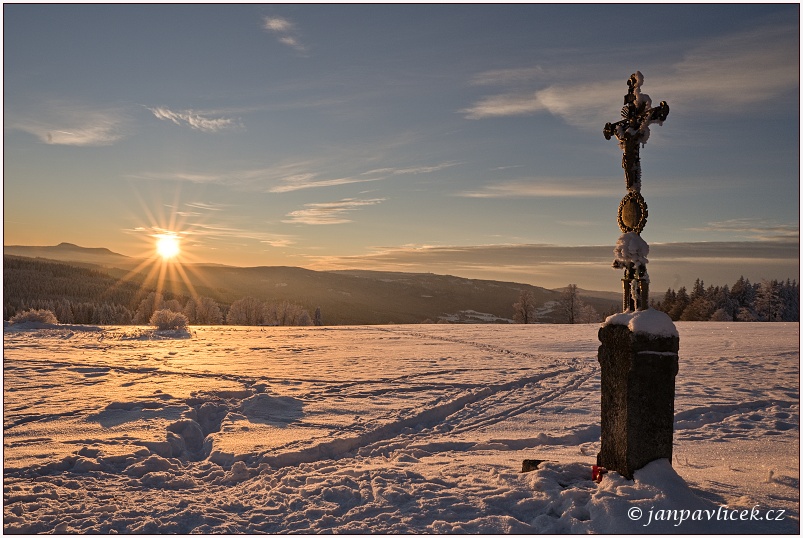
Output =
[
  {"x1": 597, "y1": 310, "x2": 679, "y2": 479},
  {"x1": 603, "y1": 307, "x2": 678, "y2": 339}
]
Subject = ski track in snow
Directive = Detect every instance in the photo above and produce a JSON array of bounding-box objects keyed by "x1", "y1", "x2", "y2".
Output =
[{"x1": 3, "y1": 322, "x2": 799, "y2": 533}]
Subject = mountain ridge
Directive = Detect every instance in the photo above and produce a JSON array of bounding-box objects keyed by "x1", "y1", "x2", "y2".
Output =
[{"x1": 4, "y1": 243, "x2": 619, "y2": 324}]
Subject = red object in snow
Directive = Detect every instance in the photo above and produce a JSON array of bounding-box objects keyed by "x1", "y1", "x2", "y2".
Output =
[{"x1": 592, "y1": 465, "x2": 608, "y2": 483}]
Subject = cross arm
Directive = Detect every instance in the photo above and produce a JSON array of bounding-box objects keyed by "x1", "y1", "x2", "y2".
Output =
[
  {"x1": 603, "y1": 101, "x2": 669, "y2": 140},
  {"x1": 648, "y1": 101, "x2": 670, "y2": 122}
]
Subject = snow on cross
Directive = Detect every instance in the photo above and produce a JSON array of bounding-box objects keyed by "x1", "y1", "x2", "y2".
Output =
[
  {"x1": 603, "y1": 70, "x2": 669, "y2": 195},
  {"x1": 604, "y1": 71, "x2": 669, "y2": 313}
]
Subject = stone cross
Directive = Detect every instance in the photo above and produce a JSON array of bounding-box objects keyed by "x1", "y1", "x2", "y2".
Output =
[
  {"x1": 604, "y1": 72, "x2": 669, "y2": 312},
  {"x1": 603, "y1": 71, "x2": 669, "y2": 194},
  {"x1": 596, "y1": 72, "x2": 679, "y2": 480}
]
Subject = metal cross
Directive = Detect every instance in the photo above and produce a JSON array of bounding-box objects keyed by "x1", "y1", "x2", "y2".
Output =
[{"x1": 604, "y1": 72, "x2": 669, "y2": 193}]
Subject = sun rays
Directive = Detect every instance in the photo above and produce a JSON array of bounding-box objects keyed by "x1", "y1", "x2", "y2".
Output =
[{"x1": 105, "y1": 186, "x2": 222, "y2": 319}]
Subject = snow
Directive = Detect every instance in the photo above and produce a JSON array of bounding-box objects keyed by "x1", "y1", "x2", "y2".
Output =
[
  {"x1": 604, "y1": 308, "x2": 679, "y2": 338},
  {"x1": 613, "y1": 231, "x2": 649, "y2": 268},
  {"x1": 3, "y1": 322, "x2": 798, "y2": 533}
]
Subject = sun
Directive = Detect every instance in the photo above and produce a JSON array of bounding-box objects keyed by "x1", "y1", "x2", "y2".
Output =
[{"x1": 155, "y1": 233, "x2": 181, "y2": 260}]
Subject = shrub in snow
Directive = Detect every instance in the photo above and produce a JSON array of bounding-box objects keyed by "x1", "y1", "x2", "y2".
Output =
[
  {"x1": 10, "y1": 308, "x2": 58, "y2": 325},
  {"x1": 149, "y1": 309, "x2": 188, "y2": 331}
]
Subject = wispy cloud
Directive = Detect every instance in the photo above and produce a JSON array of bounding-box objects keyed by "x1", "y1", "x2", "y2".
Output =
[
  {"x1": 283, "y1": 198, "x2": 386, "y2": 225},
  {"x1": 462, "y1": 21, "x2": 798, "y2": 127},
  {"x1": 304, "y1": 239, "x2": 799, "y2": 291},
  {"x1": 458, "y1": 178, "x2": 613, "y2": 198},
  {"x1": 269, "y1": 174, "x2": 384, "y2": 193},
  {"x1": 185, "y1": 201, "x2": 227, "y2": 211},
  {"x1": 128, "y1": 220, "x2": 296, "y2": 249},
  {"x1": 470, "y1": 67, "x2": 546, "y2": 86},
  {"x1": 134, "y1": 159, "x2": 455, "y2": 193},
  {"x1": 147, "y1": 106, "x2": 241, "y2": 133},
  {"x1": 132, "y1": 163, "x2": 313, "y2": 190},
  {"x1": 361, "y1": 162, "x2": 460, "y2": 176},
  {"x1": 263, "y1": 16, "x2": 307, "y2": 53},
  {"x1": 688, "y1": 218, "x2": 799, "y2": 242},
  {"x1": 6, "y1": 102, "x2": 128, "y2": 146}
]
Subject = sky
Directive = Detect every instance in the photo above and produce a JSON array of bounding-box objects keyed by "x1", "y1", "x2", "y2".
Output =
[{"x1": 4, "y1": 4, "x2": 800, "y2": 292}]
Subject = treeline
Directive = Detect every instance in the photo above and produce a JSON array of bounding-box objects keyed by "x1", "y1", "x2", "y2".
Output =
[
  {"x1": 3, "y1": 256, "x2": 318, "y2": 326},
  {"x1": 652, "y1": 276, "x2": 799, "y2": 322},
  {"x1": 3, "y1": 255, "x2": 151, "y2": 321},
  {"x1": 513, "y1": 284, "x2": 601, "y2": 324},
  {"x1": 7, "y1": 290, "x2": 320, "y2": 327}
]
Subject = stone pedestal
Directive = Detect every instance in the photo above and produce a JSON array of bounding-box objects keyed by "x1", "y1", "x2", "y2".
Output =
[{"x1": 597, "y1": 323, "x2": 679, "y2": 479}]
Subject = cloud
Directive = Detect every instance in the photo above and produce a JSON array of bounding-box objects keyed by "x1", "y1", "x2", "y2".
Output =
[
  {"x1": 147, "y1": 106, "x2": 241, "y2": 133},
  {"x1": 131, "y1": 163, "x2": 317, "y2": 190},
  {"x1": 263, "y1": 17, "x2": 293, "y2": 32},
  {"x1": 470, "y1": 67, "x2": 546, "y2": 86},
  {"x1": 361, "y1": 162, "x2": 461, "y2": 176},
  {"x1": 688, "y1": 219, "x2": 799, "y2": 242},
  {"x1": 270, "y1": 174, "x2": 384, "y2": 193},
  {"x1": 132, "y1": 221, "x2": 296, "y2": 248},
  {"x1": 184, "y1": 201, "x2": 227, "y2": 211},
  {"x1": 458, "y1": 178, "x2": 614, "y2": 198},
  {"x1": 303, "y1": 240, "x2": 799, "y2": 291},
  {"x1": 134, "y1": 159, "x2": 454, "y2": 193},
  {"x1": 7, "y1": 102, "x2": 128, "y2": 146},
  {"x1": 283, "y1": 198, "x2": 386, "y2": 225},
  {"x1": 263, "y1": 16, "x2": 307, "y2": 53},
  {"x1": 462, "y1": 20, "x2": 798, "y2": 127}
]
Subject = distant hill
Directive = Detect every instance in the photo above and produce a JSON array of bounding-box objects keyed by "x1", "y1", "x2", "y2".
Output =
[
  {"x1": 3, "y1": 244, "x2": 619, "y2": 324},
  {"x1": 4, "y1": 243, "x2": 135, "y2": 268}
]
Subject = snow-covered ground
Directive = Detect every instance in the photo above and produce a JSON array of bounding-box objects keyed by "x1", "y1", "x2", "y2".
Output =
[{"x1": 3, "y1": 322, "x2": 799, "y2": 533}]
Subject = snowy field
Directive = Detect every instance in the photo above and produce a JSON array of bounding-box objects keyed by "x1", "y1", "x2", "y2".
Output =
[{"x1": 3, "y1": 322, "x2": 799, "y2": 533}]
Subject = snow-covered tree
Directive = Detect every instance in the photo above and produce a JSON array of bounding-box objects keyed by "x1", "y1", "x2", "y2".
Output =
[
  {"x1": 134, "y1": 292, "x2": 165, "y2": 324},
  {"x1": 162, "y1": 299, "x2": 184, "y2": 313},
  {"x1": 185, "y1": 296, "x2": 223, "y2": 325},
  {"x1": 227, "y1": 297, "x2": 265, "y2": 325},
  {"x1": 265, "y1": 301, "x2": 312, "y2": 326}
]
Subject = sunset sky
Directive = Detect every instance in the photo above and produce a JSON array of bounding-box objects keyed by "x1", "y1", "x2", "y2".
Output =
[{"x1": 4, "y1": 4, "x2": 799, "y2": 291}]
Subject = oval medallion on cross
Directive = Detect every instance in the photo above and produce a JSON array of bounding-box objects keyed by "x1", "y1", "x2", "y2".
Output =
[{"x1": 617, "y1": 191, "x2": 648, "y2": 234}]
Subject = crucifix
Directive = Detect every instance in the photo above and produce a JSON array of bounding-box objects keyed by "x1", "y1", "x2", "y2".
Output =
[
  {"x1": 596, "y1": 72, "x2": 678, "y2": 481},
  {"x1": 604, "y1": 71, "x2": 669, "y2": 311},
  {"x1": 604, "y1": 71, "x2": 669, "y2": 194}
]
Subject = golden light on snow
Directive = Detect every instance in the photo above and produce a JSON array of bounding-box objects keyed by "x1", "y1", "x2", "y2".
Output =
[{"x1": 155, "y1": 233, "x2": 181, "y2": 260}]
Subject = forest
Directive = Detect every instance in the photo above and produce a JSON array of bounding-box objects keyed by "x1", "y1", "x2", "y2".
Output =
[
  {"x1": 4, "y1": 255, "x2": 798, "y2": 325},
  {"x1": 3, "y1": 256, "x2": 315, "y2": 326},
  {"x1": 651, "y1": 276, "x2": 799, "y2": 322}
]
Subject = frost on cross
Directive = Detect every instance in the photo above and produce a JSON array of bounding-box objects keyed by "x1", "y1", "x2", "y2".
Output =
[
  {"x1": 612, "y1": 232, "x2": 650, "y2": 311},
  {"x1": 603, "y1": 71, "x2": 669, "y2": 194},
  {"x1": 604, "y1": 71, "x2": 669, "y2": 312}
]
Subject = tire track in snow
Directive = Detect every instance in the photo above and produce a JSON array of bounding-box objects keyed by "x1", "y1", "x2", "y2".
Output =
[
  {"x1": 366, "y1": 326, "x2": 599, "y2": 437},
  {"x1": 369, "y1": 326, "x2": 554, "y2": 363},
  {"x1": 256, "y1": 366, "x2": 582, "y2": 470},
  {"x1": 442, "y1": 365, "x2": 597, "y2": 436}
]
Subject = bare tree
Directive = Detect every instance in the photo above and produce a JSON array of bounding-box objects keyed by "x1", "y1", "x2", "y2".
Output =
[
  {"x1": 560, "y1": 284, "x2": 580, "y2": 324},
  {"x1": 513, "y1": 290, "x2": 537, "y2": 324},
  {"x1": 577, "y1": 303, "x2": 600, "y2": 324}
]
